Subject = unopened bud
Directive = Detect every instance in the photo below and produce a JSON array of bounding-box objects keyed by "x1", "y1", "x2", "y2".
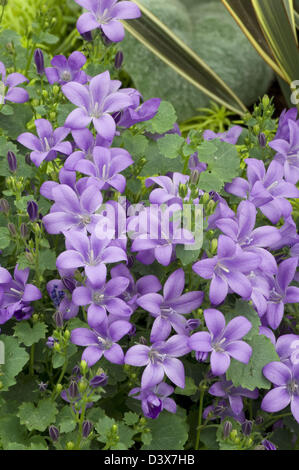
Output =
[
  {"x1": 223, "y1": 421, "x2": 233, "y2": 439},
  {"x1": 89, "y1": 373, "x2": 108, "y2": 388},
  {"x1": 81, "y1": 31, "x2": 93, "y2": 42},
  {"x1": 27, "y1": 200, "x2": 38, "y2": 221},
  {"x1": 54, "y1": 310, "x2": 64, "y2": 328},
  {"x1": 82, "y1": 420, "x2": 93, "y2": 438},
  {"x1": 66, "y1": 441, "x2": 75, "y2": 450},
  {"x1": 114, "y1": 51, "x2": 124, "y2": 69},
  {"x1": 178, "y1": 183, "x2": 188, "y2": 199},
  {"x1": 80, "y1": 360, "x2": 88, "y2": 374},
  {"x1": 241, "y1": 420, "x2": 252, "y2": 436},
  {"x1": 0, "y1": 198, "x2": 9, "y2": 214},
  {"x1": 7, "y1": 151, "x2": 17, "y2": 172},
  {"x1": 69, "y1": 380, "x2": 79, "y2": 399},
  {"x1": 52, "y1": 85, "x2": 60, "y2": 96},
  {"x1": 49, "y1": 425, "x2": 59, "y2": 442},
  {"x1": 190, "y1": 169, "x2": 200, "y2": 186},
  {"x1": 211, "y1": 238, "x2": 218, "y2": 254},
  {"x1": 262, "y1": 439, "x2": 276, "y2": 450},
  {"x1": 262, "y1": 95, "x2": 270, "y2": 108},
  {"x1": 8, "y1": 222, "x2": 17, "y2": 236},
  {"x1": 25, "y1": 153, "x2": 32, "y2": 165},
  {"x1": 195, "y1": 351, "x2": 208, "y2": 362},
  {"x1": 202, "y1": 192, "x2": 210, "y2": 205},
  {"x1": 34, "y1": 48, "x2": 45, "y2": 75},
  {"x1": 258, "y1": 132, "x2": 266, "y2": 148}
]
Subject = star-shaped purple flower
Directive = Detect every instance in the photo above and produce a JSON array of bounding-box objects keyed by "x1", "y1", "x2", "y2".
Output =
[
  {"x1": 45, "y1": 51, "x2": 88, "y2": 86},
  {"x1": 129, "y1": 382, "x2": 176, "y2": 419},
  {"x1": 0, "y1": 61, "x2": 29, "y2": 104},
  {"x1": 17, "y1": 119, "x2": 72, "y2": 167},
  {"x1": 188, "y1": 308, "x2": 252, "y2": 376},
  {"x1": 75, "y1": 0, "x2": 141, "y2": 43}
]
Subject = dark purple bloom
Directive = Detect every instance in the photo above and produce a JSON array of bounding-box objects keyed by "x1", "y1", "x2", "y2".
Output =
[
  {"x1": 42, "y1": 183, "x2": 103, "y2": 234},
  {"x1": 193, "y1": 235, "x2": 261, "y2": 305},
  {"x1": 129, "y1": 382, "x2": 176, "y2": 419},
  {"x1": 71, "y1": 316, "x2": 132, "y2": 366},
  {"x1": 75, "y1": 0, "x2": 141, "y2": 42},
  {"x1": 49, "y1": 425, "x2": 60, "y2": 442},
  {"x1": 27, "y1": 200, "x2": 38, "y2": 221},
  {"x1": 189, "y1": 308, "x2": 252, "y2": 376},
  {"x1": 72, "y1": 272, "x2": 132, "y2": 323},
  {"x1": 261, "y1": 361, "x2": 299, "y2": 423},
  {"x1": 72, "y1": 146, "x2": 133, "y2": 193},
  {"x1": 34, "y1": 49, "x2": 45, "y2": 75},
  {"x1": 264, "y1": 257, "x2": 299, "y2": 330},
  {"x1": 0, "y1": 61, "x2": 29, "y2": 104},
  {"x1": 17, "y1": 119, "x2": 72, "y2": 167},
  {"x1": 114, "y1": 51, "x2": 123, "y2": 69},
  {"x1": 208, "y1": 377, "x2": 258, "y2": 416},
  {"x1": 89, "y1": 373, "x2": 108, "y2": 388},
  {"x1": 45, "y1": 52, "x2": 88, "y2": 86},
  {"x1": 125, "y1": 334, "x2": 190, "y2": 389},
  {"x1": 0, "y1": 265, "x2": 41, "y2": 324},
  {"x1": 62, "y1": 71, "x2": 133, "y2": 141},
  {"x1": 137, "y1": 268, "x2": 204, "y2": 342},
  {"x1": 7, "y1": 151, "x2": 17, "y2": 172}
]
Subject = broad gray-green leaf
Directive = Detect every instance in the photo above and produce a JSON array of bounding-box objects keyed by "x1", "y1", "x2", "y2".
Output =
[
  {"x1": 0, "y1": 336, "x2": 29, "y2": 390},
  {"x1": 141, "y1": 411, "x2": 188, "y2": 450}
]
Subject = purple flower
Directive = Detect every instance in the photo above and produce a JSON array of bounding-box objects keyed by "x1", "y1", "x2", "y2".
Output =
[
  {"x1": 193, "y1": 235, "x2": 261, "y2": 305},
  {"x1": 208, "y1": 377, "x2": 258, "y2": 416},
  {"x1": 75, "y1": 0, "x2": 141, "y2": 42},
  {"x1": 72, "y1": 272, "x2": 132, "y2": 323},
  {"x1": 47, "y1": 279, "x2": 79, "y2": 320},
  {"x1": 42, "y1": 184, "x2": 103, "y2": 234},
  {"x1": 145, "y1": 173, "x2": 190, "y2": 206},
  {"x1": 188, "y1": 308, "x2": 252, "y2": 376},
  {"x1": 61, "y1": 71, "x2": 133, "y2": 141},
  {"x1": 129, "y1": 382, "x2": 176, "y2": 419},
  {"x1": 203, "y1": 126, "x2": 243, "y2": 145},
  {"x1": 269, "y1": 116, "x2": 299, "y2": 184},
  {"x1": 215, "y1": 200, "x2": 280, "y2": 274},
  {"x1": 64, "y1": 128, "x2": 109, "y2": 170},
  {"x1": 17, "y1": 119, "x2": 72, "y2": 167},
  {"x1": 262, "y1": 439, "x2": 277, "y2": 450},
  {"x1": 264, "y1": 257, "x2": 299, "y2": 330},
  {"x1": 137, "y1": 268, "x2": 204, "y2": 342},
  {"x1": 203, "y1": 398, "x2": 245, "y2": 423},
  {"x1": 72, "y1": 146, "x2": 133, "y2": 193},
  {"x1": 45, "y1": 51, "x2": 88, "y2": 85},
  {"x1": 56, "y1": 230, "x2": 127, "y2": 283},
  {"x1": 225, "y1": 159, "x2": 299, "y2": 224},
  {"x1": 71, "y1": 316, "x2": 132, "y2": 366},
  {"x1": 261, "y1": 361, "x2": 299, "y2": 423},
  {"x1": 0, "y1": 265, "x2": 41, "y2": 324},
  {"x1": 115, "y1": 89, "x2": 161, "y2": 128},
  {"x1": 34, "y1": 49, "x2": 45, "y2": 75},
  {"x1": 0, "y1": 61, "x2": 29, "y2": 104},
  {"x1": 125, "y1": 334, "x2": 190, "y2": 389}
]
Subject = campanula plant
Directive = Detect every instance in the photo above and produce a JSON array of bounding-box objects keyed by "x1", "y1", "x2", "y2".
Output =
[{"x1": 0, "y1": 0, "x2": 298, "y2": 453}]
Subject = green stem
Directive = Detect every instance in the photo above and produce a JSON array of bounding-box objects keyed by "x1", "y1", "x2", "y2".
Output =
[
  {"x1": 75, "y1": 401, "x2": 87, "y2": 450},
  {"x1": 195, "y1": 387, "x2": 205, "y2": 450},
  {"x1": 51, "y1": 357, "x2": 68, "y2": 400},
  {"x1": 29, "y1": 344, "x2": 35, "y2": 376}
]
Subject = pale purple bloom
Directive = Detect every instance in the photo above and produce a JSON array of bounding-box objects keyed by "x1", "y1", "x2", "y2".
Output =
[
  {"x1": 193, "y1": 235, "x2": 261, "y2": 305},
  {"x1": 275, "y1": 334, "x2": 299, "y2": 365},
  {"x1": 0, "y1": 61, "x2": 29, "y2": 104},
  {"x1": 71, "y1": 316, "x2": 132, "y2": 366},
  {"x1": 269, "y1": 119, "x2": 299, "y2": 184},
  {"x1": 125, "y1": 335, "x2": 190, "y2": 389},
  {"x1": 129, "y1": 382, "x2": 176, "y2": 419},
  {"x1": 72, "y1": 272, "x2": 132, "y2": 324},
  {"x1": 62, "y1": 71, "x2": 133, "y2": 141},
  {"x1": 42, "y1": 183, "x2": 103, "y2": 234},
  {"x1": 47, "y1": 278, "x2": 79, "y2": 320},
  {"x1": 73, "y1": 145, "x2": 133, "y2": 193},
  {"x1": 207, "y1": 200, "x2": 235, "y2": 230},
  {"x1": 208, "y1": 378, "x2": 258, "y2": 415},
  {"x1": 0, "y1": 265, "x2": 41, "y2": 324},
  {"x1": 145, "y1": 173, "x2": 190, "y2": 206},
  {"x1": 269, "y1": 216, "x2": 299, "y2": 251},
  {"x1": 17, "y1": 119, "x2": 72, "y2": 167},
  {"x1": 261, "y1": 361, "x2": 299, "y2": 423},
  {"x1": 75, "y1": 0, "x2": 141, "y2": 42},
  {"x1": 115, "y1": 89, "x2": 161, "y2": 128},
  {"x1": 247, "y1": 270, "x2": 270, "y2": 318},
  {"x1": 215, "y1": 200, "x2": 280, "y2": 274},
  {"x1": 225, "y1": 159, "x2": 299, "y2": 224},
  {"x1": 110, "y1": 263, "x2": 161, "y2": 312},
  {"x1": 56, "y1": 230, "x2": 127, "y2": 283},
  {"x1": 264, "y1": 258, "x2": 299, "y2": 330},
  {"x1": 188, "y1": 308, "x2": 252, "y2": 376},
  {"x1": 203, "y1": 398, "x2": 245, "y2": 423},
  {"x1": 40, "y1": 167, "x2": 90, "y2": 203},
  {"x1": 137, "y1": 268, "x2": 203, "y2": 342},
  {"x1": 203, "y1": 125, "x2": 243, "y2": 145},
  {"x1": 45, "y1": 51, "x2": 88, "y2": 85},
  {"x1": 275, "y1": 108, "x2": 298, "y2": 141},
  {"x1": 64, "y1": 128, "x2": 110, "y2": 171}
]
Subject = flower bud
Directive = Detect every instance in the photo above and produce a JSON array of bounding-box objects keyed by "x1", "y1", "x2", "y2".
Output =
[
  {"x1": 262, "y1": 95, "x2": 270, "y2": 108},
  {"x1": 49, "y1": 425, "x2": 59, "y2": 442},
  {"x1": 223, "y1": 421, "x2": 233, "y2": 439},
  {"x1": 20, "y1": 223, "x2": 29, "y2": 238},
  {"x1": 34, "y1": 48, "x2": 45, "y2": 75},
  {"x1": 258, "y1": 132, "x2": 266, "y2": 148},
  {"x1": 178, "y1": 183, "x2": 188, "y2": 199},
  {"x1": 210, "y1": 238, "x2": 218, "y2": 254},
  {"x1": 255, "y1": 415, "x2": 264, "y2": 425},
  {"x1": 202, "y1": 192, "x2": 210, "y2": 205},
  {"x1": 66, "y1": 441, "x2": 75, "y2": 450},
  {"x1": 80, "y1": 360, "x2": 88, "y2": 374},
  {"x1": 69, "y1": 380, "x2": 79, "y2": 399},
  {"x1": 241, "y1": 420, "x2": 252, "y2": 436},
  {"x1": 46, "y1": 336, "x2": 55, "y2": 348},
  {"x1": 54, "y1": 310, "x2": 64, "y2": 328},
  {"x1": 7, "y1": 151, "x2": 17, "y2": 172},
  {"x1": 82, "y1": 420, "x2": 93, "y2": 438},
  {"x1": 262, "y1": 439, "x2": 276, "y2": 450},
  {"x1": 25, "y1": 251, "x2": 34, "y2": 263},
  {"x1": 0, "y1": 198, "x2": 9, "y2": 214},
  {"x1": 185, "y1": 318, "x2": 200, "y2": 333},
  {"x1": 78, "y1": 380, "x2": 87, "y2": 393},
  {"x1": 195, "y1": 351, "x2": 208, "y2": 362},
  {"x1": 81, "y1": 31, "x2": 93, "y2": 42},
  {"x1": 190, "y1": 169, "x2": 200, "y2": 186},
  {"x1": 27, "y1": 200, "x2": 38, "y2": 221},
  {"x1": 64, "y1": 329, "x2": 70, "y2": 340},
  {"x1": 89, "y1": 373, "x2": 108, "y2": 388},
  {"x1": 56, "y1": 383, "x2": 63, "y2": 394},
  {"x1": 8, "y1": 222, "x2": 17, "y2": 236},
  {"x1": 114, "y1": 51, "x2": 124, "y2": 69},
  {"x1": 62, "y1": 277, "x2": 76, "y2": 293},
  {"x1": 52, "y1": 85, "x2": 60, "y2": 96},
  {"x1": 25, "y1": 153, "x2": 32, "y2": 165}
]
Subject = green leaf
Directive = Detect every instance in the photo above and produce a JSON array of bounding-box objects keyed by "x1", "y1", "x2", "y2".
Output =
[
  {"x1": 176, "y1": 246, "x2": 201, "y2": 266},
  {"x1": 38, "y1": 249, "x2": 57, "y2": 272},
  {"x1": 123, "y1": 412, "x2": 139, "y2": 426},
  {"x1": 140, "y1": 139, "x2": 183, "y2": 176},
  {"x1": 175, "y1": 376, "x2": 198, "y2": 396},
  {"x1": 0, "y1": 104, "x2": 33, "y2": 140},
  {"x1": 228, "y1": 299, "x2": 261, "y2": 340},
  {"x1": 57, "y1": 103, "x2": 75, "y2": 127},
  {"x1": 144, "y1": 101, "x2": 177, "y2": 134},
  {"x1": 16, "y1": 251, "x2": 34, "y2": 270},
  {"x1": 56, "y1": 406, "x2": 76, "y2": 434},
  {"x1": 200, "y1": 427, "x2": 219, "y2": 450},
  {"x1": 226, "y1": 334, "x2": 279, "y2": 390},
  {"x1": 0, "y1": 335, "x2": 29, "y2": 390},
  {"x1": 157, "y1": 133, "x2": 185, "y2": 159},
  {"x1": 120, "y1": 131, "x2": 149, "y2": 159},
  {"x1": 0, "y1": 227, "x2": 11, "y2": 250},
  {"x1": 14, "y1": 321, "x2": 47, "y2": 347},
  {"x1": 1, "y1": 105, "x2": 14, "y2": 115},
  {"x1": 36, "y1": 32, "x2": 59, "y2": 44},
  {"x1": 0, "y1": 415, "x2": 28, "y2": 449},
  {"x1": 17, "y1": 399, "x2": 58, "y2": 432},
  {"x1": 141, "y1": 411, "x2": 189, "y2": 450},
  {"x1": 114, "y1": 423, "x2": 135, "y2": 449}
]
